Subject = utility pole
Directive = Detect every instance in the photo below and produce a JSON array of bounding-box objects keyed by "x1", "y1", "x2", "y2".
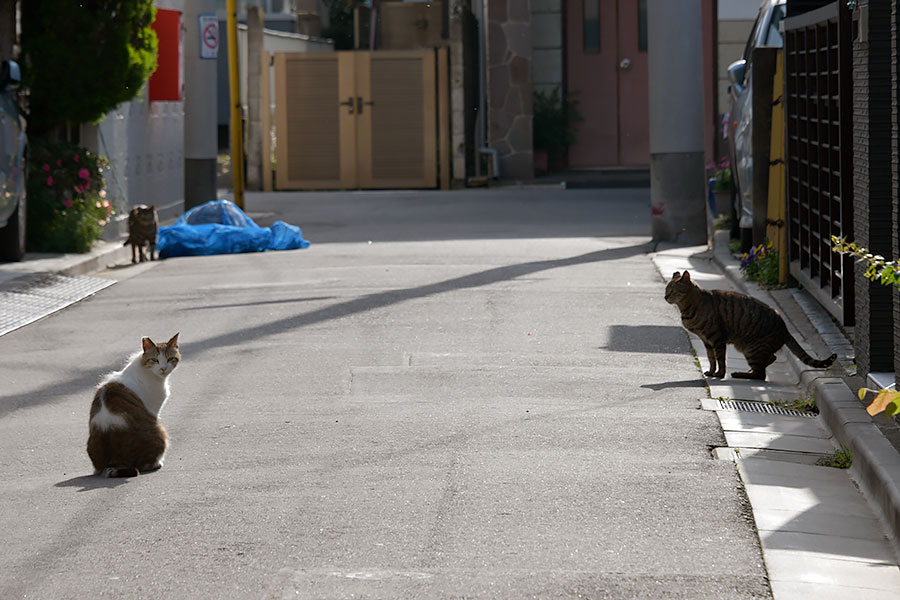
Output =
[
  {"x1": 226, "y1": 0, "x2": 245, "y2": 209},
  {"x1": 647, "y1": 0, "x2": 706, "y2": 245},
  {"x1": 183, "y1": 0, "x2": 219, "y2": 210}
]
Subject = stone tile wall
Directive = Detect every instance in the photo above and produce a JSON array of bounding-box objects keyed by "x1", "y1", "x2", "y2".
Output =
[{"x1": 486, "y1": 0, "x2": 533, "y2": 179}]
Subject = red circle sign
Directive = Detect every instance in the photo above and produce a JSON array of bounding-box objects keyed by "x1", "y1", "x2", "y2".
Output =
[{"x1": 203, "y1": 24, "x2": 218, "y2": 49}]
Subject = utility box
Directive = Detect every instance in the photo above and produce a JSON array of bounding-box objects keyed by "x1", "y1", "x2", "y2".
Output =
[{"x1": 149, "y1": 8, "x2": 184, "y2": 101}]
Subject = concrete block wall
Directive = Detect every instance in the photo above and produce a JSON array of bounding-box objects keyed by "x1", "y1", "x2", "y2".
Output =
[{"x1": 486, "y1": 0, "x2": 533, "y2": 180}]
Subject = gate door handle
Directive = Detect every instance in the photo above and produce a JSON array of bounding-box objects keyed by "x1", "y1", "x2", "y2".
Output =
[
  {"x1": 357, "y1": 97, "x2": 375, "y2": 114},
  {"x1": 339, "y1": 96, "x2": 354, "y2": 114}
]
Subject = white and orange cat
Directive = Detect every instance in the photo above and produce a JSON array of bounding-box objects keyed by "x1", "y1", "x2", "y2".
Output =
[{"x1": 87, "y1": 334, "x2": 180, "y2": 478}]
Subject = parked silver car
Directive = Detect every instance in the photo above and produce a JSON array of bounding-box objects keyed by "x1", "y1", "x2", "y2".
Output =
[
  {"x1": 726, "y1": 0, "x2": 786, "y2": 235},
  {"x1": 0, "y1": 60, "x2": 26, "y2": 261}
]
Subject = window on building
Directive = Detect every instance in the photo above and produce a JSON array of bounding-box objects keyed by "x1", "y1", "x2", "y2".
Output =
[{"x1": 584, "y1": 0, "x2": 600, "y2": 53}]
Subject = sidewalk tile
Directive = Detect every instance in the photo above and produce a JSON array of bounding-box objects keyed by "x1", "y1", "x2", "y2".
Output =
[
  {"x1": 716, "y1": 411, "x2": 825, "y2": 438},
  {"x1": 725, "y1": 431, "x2": 833, "y2": 454},
  {"x1": 753, "y1": 507, "x2": 888, "y2": 540},
  {"x1": 769, "y1": 580, "x2": 900, "y2": 600},
  {"x1": 764, "y1": 550, "x2": 900, "y2": 587}
]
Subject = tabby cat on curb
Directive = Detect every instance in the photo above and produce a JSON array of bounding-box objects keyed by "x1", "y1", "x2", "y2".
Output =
[
  {"x1": 664, "y1": 271, "x2": 836, "y2": 380},
  {"x1": 87, "y1": 334, "x2": 180, "y2": 478},
  {"x1": 123, "y1": 204, "x2": 159, "y2": 263}
]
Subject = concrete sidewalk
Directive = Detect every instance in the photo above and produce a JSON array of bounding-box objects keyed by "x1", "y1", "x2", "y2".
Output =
[{"x1": 653, "y1": 232, "x2": 900, "y2": 599}]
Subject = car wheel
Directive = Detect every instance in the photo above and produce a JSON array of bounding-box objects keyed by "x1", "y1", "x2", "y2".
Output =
[{"x1": 0, "y1": 197, "x2": 26, "y2": 262}]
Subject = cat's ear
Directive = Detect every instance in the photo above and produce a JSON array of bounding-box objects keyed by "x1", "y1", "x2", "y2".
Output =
[
  {"x1": 671, "y1": 271, "x2": 681, "y2": 280},
  {"x1": 142, "y1": 337, "x2": 155, "y2": 352},
  {"x1": 167, "y1": 333, "x2": 179, "y2": 348},
  {"x1": 682, "y1": 270, "x2": 692, "y2": 282}
]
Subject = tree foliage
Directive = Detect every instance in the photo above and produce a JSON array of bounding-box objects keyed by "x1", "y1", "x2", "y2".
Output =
[
  {"x1": 21, "y1": 0, "x2": 158, "y2": 133},
  {"x1": 321, "y1": 0, "x2": 361, "y2": 51}
]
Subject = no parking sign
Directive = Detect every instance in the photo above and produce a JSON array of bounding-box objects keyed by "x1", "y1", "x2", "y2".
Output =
[{"x1": 199, "y1": 13, "x2": 218, "y2": 59}]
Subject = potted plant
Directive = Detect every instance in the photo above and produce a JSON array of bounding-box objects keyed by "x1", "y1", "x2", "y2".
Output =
[
  {"x1": 707, "y1": 157, "x2": 733, "y2": 217},
  {"x1": 533, "y1": 87, "x2": 582, "y2": 174}
]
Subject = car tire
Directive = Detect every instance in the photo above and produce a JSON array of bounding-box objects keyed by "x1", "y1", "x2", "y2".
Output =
[{"x1": 0, "y1": 197, "x2": 26, "y2": 262}]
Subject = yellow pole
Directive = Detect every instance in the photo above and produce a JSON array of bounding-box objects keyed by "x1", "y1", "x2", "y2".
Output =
[{"x1": 226, "y1": 0, "x2": 244, "y2": 209}]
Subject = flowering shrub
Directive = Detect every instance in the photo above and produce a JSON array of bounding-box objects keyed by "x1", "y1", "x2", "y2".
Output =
[
  {"x1": 707, "y1": 157, "x2": 733, "y2": 192},
  {"x1": 26, "y1": 138, "x2": 113, "y2": 253},
  {"x1": 740, "y1": 240, "x2": 779, "y2": 286}
]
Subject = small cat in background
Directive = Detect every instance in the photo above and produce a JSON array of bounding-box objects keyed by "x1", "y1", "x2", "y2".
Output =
[
  {"x1": 87, "y1": 334, "x2": 180, "y2": 478},
  {"x1": 665, "y1": 270, "x2": 836, "y2": 380},
  {"x1": 124, "y1": 204, "x2": 159, "y2": 263}
]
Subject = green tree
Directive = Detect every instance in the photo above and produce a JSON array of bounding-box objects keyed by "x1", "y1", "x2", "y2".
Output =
[
  {"x1": 21, "y1": 0, "x2": 158, "y2": 134},
  {"x1": 321, "y1": 0, "x2": 361, "y2": 50}
]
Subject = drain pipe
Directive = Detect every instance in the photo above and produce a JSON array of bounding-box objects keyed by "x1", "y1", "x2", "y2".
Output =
[{"x1": 473, "y1": 0, "x2": 499, "y2": 179}]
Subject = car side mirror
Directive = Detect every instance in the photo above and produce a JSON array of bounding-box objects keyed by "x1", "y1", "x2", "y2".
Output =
[
  {"x1": 726, "y1": 59, "x2": 747, "y2": 88},
  {"x1": 1, "y1": 60, "x2": 21, "y2": 91}
]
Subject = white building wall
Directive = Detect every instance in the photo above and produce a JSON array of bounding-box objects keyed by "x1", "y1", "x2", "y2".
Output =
[{"x1": 82, "y1": 0, "x2": 186, "y2": 237}]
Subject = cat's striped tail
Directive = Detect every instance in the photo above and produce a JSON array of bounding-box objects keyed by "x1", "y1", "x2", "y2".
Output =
[{"x1": 785, "y1": 335, "x2": 837, "y2": 369}]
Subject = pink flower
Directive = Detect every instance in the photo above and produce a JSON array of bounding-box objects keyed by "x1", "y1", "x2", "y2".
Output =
[
  {"x1": 101, "y1": 199, "x2": 110, "y2": 207},
  {"x1": 56, "y1": 160, "x2": 61, "y2": 167},
  {"x1": 84, "y1": 182, "x2": 91, "y2": 190},
  {"x1": 42, "y1": 163, "x2": 50, "y2": 172},
  {"x1": 73, "y1": 154, "x2": 80, "y2": 163},
  {"x1": 95, "y1": 201, "x2": 102, "y2": 208},
  {"x1": 62, "y1": 199, "x2": 73, "y2": 208},
  {"x1": 98, "y1": 219, "x2": 107, "y2": 226},
  {"x1": 77, "y1": 168, "x2": 90, "y2": 180},
  {"x1": 46, "y1": 176, "x2": 54, "y2": 186},
  {"x1": 99, "y1": 190, "x2": 107, "y2": 199}
]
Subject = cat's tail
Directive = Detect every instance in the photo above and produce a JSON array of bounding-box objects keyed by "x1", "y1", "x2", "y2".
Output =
[
  {"x1": 99, "y1": 466, "x2": 140, "y2": 478},
  {"x1": 785, "y1": 335, "x2": 837, "y2": 369}
]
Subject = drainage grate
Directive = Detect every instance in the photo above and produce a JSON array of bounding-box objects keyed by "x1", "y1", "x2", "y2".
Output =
[
  {"x1": 0, "y1": 273, "x2": 115, "y2": 337},
  {"x1": 717, "y1": 399, "x2": 816, "y2": 418}
]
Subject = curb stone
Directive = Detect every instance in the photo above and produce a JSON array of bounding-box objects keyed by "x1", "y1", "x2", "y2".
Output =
[{"x1": 711, "y1": 230, "x2": 900, "y2": 546}]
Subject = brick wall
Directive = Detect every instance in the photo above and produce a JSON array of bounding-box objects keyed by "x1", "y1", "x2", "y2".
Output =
[{"x1": 853, "y1": 0, "x2": 895, "y2": 376}]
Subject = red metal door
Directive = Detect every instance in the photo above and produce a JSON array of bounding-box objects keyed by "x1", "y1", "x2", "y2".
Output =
[{"x1": 566, "y1": 0, "x2": 649, "y2": 167}]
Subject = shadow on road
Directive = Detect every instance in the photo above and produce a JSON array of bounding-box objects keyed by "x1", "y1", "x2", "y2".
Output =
[
  {"x1": 600, "y1": 325, "x2": 688, "y2": 354},
  {"x1": 187, "y1": 242, "x2": 652, "y2": 354},
  {"x1": 0, "y1": 242, "x2": 650, "y2": 418},
  {"x1": 54, "y1": 475, "x2": 130, "y2": 492},
  {"x1": 640, "y1": 379, "x2": 708, "y2": 391},
  {"x1": 183, "y1": 296, "x2": 336, "y2": 311}
]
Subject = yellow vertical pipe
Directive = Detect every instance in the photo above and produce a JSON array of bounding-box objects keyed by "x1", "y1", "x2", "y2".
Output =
[{"x1": 226, "y1": 0, "x2": 245, "y2": 208}]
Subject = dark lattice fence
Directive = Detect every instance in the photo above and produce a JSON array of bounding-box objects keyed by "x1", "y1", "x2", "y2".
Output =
[{"x1": 784, "y1": 1, "x2": 854, "y2": 324}]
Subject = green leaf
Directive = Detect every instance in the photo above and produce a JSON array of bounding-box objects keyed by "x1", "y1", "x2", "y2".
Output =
[{"x1": 886, "y1": 401, "x2": 900, "y2": 419}]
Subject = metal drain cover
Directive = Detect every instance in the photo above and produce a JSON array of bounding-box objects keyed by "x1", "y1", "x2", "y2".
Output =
[
  {"x1": 717, "y1": 398, "x2": 816, "y2": 418},
  {"x1": 0, "y1": 273, "x2": 115, "y2": 337}
]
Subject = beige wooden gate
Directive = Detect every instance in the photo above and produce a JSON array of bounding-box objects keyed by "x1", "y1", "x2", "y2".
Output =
[{"x1": 274, "y1": 49, "x2": 444, "y2": 190}]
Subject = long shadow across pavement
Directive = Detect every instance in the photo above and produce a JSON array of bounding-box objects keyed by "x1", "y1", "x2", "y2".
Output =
[{"x1": 0, "y1": 242, "x2": 650, "y2": 418}]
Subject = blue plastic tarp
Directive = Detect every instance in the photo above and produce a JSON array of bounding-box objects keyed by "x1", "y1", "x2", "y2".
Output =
[{"x1": 157, "y1": 200, "x2": 310, "y2": 258}]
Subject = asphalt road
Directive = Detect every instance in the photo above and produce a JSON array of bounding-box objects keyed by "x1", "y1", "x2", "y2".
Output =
[{"x1": 0, "y1": 188, "x2": 770, "y2": 599}]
